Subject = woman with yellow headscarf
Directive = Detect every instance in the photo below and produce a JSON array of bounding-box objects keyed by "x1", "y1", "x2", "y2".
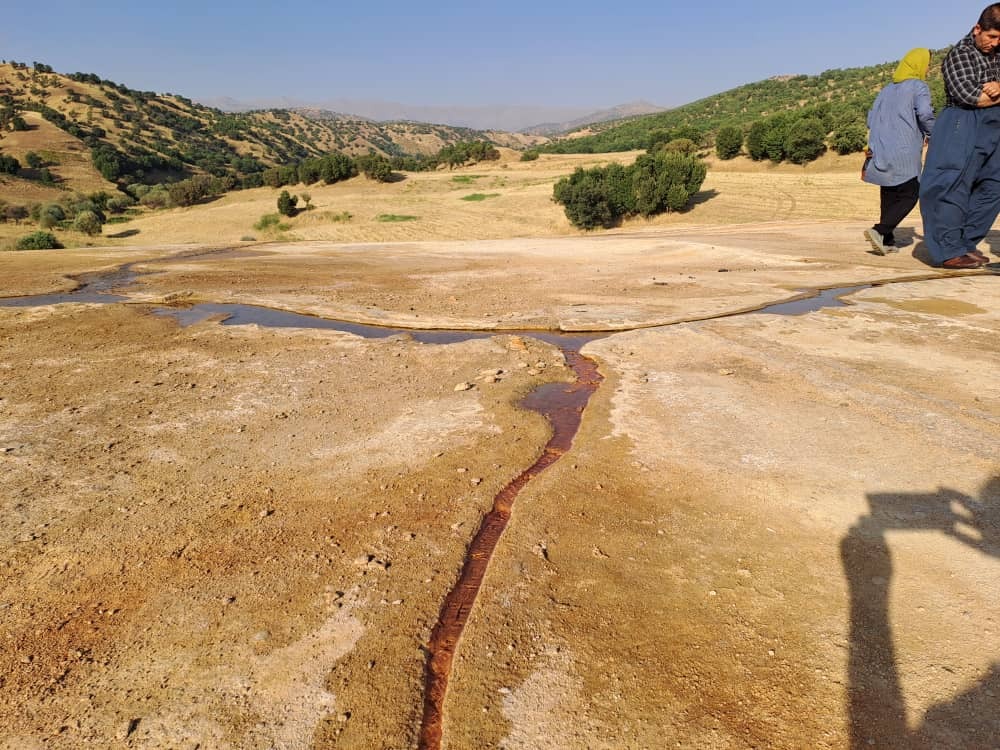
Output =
[{"x1": 862, "y1": 48, "x2": 936, "y2": 255}]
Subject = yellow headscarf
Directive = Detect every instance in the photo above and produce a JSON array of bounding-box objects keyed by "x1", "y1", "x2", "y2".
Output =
[{"x1": 893, "y1": 48, "x2": 930, "y2": 83}]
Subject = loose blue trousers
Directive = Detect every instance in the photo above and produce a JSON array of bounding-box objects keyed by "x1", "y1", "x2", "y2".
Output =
[{"x1": 919, "y1": 105, "x2": 1000, "y2": 264}]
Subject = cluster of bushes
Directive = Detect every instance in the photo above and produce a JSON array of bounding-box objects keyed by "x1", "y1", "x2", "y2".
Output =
[
  {"x1": 436, "y1": 141, "x2": 500, "y2": 169},
  {"x1": 553, "y1": 151, "x2": 707, "y2": 229},
  {"x1": 1, "y1": 191, "x2": 129, "y2": 248},
  {"x1": 15, "y1": 231, "x2": 61, "y2": 250},
  {"x1": 0, "y1": 105, "x2": 28, "y2": 132}
]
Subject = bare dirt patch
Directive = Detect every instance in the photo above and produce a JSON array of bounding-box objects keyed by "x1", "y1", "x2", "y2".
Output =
[{"x1": 1, "y1": 163, "x2": 997, "y2": 749}]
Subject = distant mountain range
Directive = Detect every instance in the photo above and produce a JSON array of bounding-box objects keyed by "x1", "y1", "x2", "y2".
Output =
[
  {"x1": 198, "y1": 96, "x2": 667, "y2": 134},
  {"x1": 520, "y1": 101, "x2": 668, "y2": 135}
]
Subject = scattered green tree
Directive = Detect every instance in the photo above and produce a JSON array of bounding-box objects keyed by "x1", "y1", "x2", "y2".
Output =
[
  {"x1": 73, "y1": 210, "x2": 103, "y2": 236},
  {"x1": 15, "y1": 231, "x2": 61, "y2": 250},
  {"x1": 0, "y1": 154, "x2": 21, "y2": 175},
  {"x1": 831, "y1": 123, "x2": 868, "y2": 155},
  {"x1": 715, "y1": 125, "x2": 743, "y2": 160},
  {"x1": 784, "y1": 117, "x2": 827, "y2": 164},
  {"x1": 356, "y1": 154, "x2": 393, "y2": 182},
  {"x1": 277, "y1": 190, "x2": 298, "y2": 217}
]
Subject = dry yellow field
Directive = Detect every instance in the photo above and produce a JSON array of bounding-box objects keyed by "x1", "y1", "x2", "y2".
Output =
[{"x1": 1, "y1": 148, "x2": 875, "y2": 251}]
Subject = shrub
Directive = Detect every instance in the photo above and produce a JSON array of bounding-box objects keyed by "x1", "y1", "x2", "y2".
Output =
[
  {"x1": 632, "y1": 152, "x2": 707, "y2": 217},
  {"x1": 831, "y1": 123, "x2": 868, "y2": 155},
  {"x1": 520, "y1": 150, "x2": 540, "y2": 161},
  {"x1": 25, "y1": 151, "x2": 43, "y2": 169},
  {"x1": 746, "y1": 120, "x2": 769, "y2": 161},
  {"x1": 784, "y1": 117, "x2": 827, "y2": 164},
  {"x1": 106, "y1": 195, "x2": 135, "y2": 214},
  {"x1": 375, "y1": 214, "x2": 418, "y2": 222},
  {"x1": 73, "y1": 210, "x2": 103, "y2": 236},
  {"x1": 254, "y1": 213, "x2": 281, "y2": 231},
  {"x1": 762, "y1": 115, "x2": 791, "y2": 163},
  {"x1": 552, "y1": 152, "x2": 707, "y2": 230},
  {"x1": 460, "y1": 193, "x2": 500, "y2": 201},
  {"x1": 553, "y1": 169, "x2": 617, "y2": 229},
  {"x1": 715, "y1": 125, "x2": 743, "y2": 160},
  {"x1": 277, "y1": 190, "x2": 298, "y2": 217},
  {"x1": 38, "y1": 203, "x2": 65, "y2": 229},
  {"x1": 659, "y1": 138, "x2": 698, "y2": 156},
  {"x1": 15, "y1": 231, "x2": 61, "y2": 250},
  {"x1": 356, "y1": 154, "x2": 393, "y2": 182},
  {"x1": 0, "y1": 154, "x2": 20, "y2": 175},
  {"x1": 139, "y1": 186, "x2": 170, "y2": 209}
]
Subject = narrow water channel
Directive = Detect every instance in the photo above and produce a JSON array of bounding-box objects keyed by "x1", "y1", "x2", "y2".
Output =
[{"x1": 1, "y1": 261, "x2": 988, "y2": 749}]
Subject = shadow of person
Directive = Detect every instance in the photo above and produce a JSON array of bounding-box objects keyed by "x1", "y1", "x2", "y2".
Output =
[
  {"x1": 980, "y1": 229, "x2": 1000, "y2": 258},
  {"x1": 891, "y1": 227, "x2": 917, "y2": 248},
  {"x1": 841, "y1": 477, "x2": 1000, "y2": 749},
  {"x1": 910, "y1": 239, "x2": 937, "y2": 267}
]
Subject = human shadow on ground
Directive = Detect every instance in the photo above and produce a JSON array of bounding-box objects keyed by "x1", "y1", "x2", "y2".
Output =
[
  {"x1": 891, "y1": 227, "x2": 918, "y2": 248},
  {"x1": 841, "y1": 477, "x2": 1000, "y2": 749},
  {"x1": 980, "y1": 230, "x2": 1000, "y2": 258}
]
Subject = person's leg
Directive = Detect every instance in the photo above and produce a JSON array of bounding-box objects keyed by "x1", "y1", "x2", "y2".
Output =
[
  {"x1": 964, "y1": 107, "x2": 1000, "y2": 251},
  {"x1": 875, "y1": 178, "x2": 920, "y2": 247},
  {"x1": 919, "y1": 108, "x2": 980, "y2": 265}
]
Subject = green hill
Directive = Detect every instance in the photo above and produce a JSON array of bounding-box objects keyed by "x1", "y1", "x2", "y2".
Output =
[{"x1": 543, "y1": 51, "x2": 948, "y2": 153}]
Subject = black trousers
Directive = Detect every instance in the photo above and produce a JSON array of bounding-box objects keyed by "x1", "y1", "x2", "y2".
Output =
[{"x1": 874, "y1": 177, "x2": 920, "y2": 245}]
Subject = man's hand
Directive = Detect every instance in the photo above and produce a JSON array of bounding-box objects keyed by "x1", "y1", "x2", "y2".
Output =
[{"x1": 984, "y1": 81, "x2": 1000, "y2": 99}]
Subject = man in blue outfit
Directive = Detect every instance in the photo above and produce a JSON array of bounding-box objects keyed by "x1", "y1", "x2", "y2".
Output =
[{"x1": 919, "y1": 4, "x2": 1000, "y2": 269}]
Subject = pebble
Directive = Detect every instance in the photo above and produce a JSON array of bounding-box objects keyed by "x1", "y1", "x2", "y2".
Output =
[
  {"x1": 252, "y1": 630, "x2": 271, "y2": 642},
  {"x1": 718, "y1": 369, "x2": 735, "y2": 376},
  {"x1": 454, "y1": 382, "x2": 474, "y2": 391},
  {"x1": 498, "y1": 687, "x2": 512, "y2": 695}
]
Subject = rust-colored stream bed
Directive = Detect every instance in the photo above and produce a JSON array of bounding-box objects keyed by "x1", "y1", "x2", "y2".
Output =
[
  {"x1": 5, "y1": 261, "x2": 988, "y2": 748},
  {"x1": 418, "y1": 348, "x2": 603, "y2": 749}
]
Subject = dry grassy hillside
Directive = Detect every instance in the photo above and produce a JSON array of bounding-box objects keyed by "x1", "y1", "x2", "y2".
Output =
[
  {"x1": 0, "y1": 145, "x2": 874, "y2": 250},
  {"x1": 0, "y1": 62, "x2": 542, "y2": 205}
]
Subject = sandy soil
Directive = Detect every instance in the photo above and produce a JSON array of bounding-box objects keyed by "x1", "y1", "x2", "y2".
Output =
[{"x1": 1, "y1": 166, "x2": 998, "y2": 749}]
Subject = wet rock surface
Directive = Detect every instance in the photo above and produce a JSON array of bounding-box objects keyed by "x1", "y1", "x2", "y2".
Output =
[{"x1": 0, "y1": 239, "x2": 997, "y2": 749}]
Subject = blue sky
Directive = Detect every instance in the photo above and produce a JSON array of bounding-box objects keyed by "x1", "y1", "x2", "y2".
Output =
[{"x1": 1, "y1": 1, "x2": 983, "y2": 108}]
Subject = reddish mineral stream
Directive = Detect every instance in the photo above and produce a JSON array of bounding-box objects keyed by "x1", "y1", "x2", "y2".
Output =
[{"x1": 417, "y1": 348, "x2": 603, "y2": 750}]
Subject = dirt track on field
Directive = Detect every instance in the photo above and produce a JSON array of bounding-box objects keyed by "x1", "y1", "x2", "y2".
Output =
[{"x1": 1, "y1": 169, "x2": 999, "y2": 749}]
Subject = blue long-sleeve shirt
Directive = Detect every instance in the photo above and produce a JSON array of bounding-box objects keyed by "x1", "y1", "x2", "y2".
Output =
[{"x1": 864, "y1": 78, "x2": 936, "y2": 187}]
